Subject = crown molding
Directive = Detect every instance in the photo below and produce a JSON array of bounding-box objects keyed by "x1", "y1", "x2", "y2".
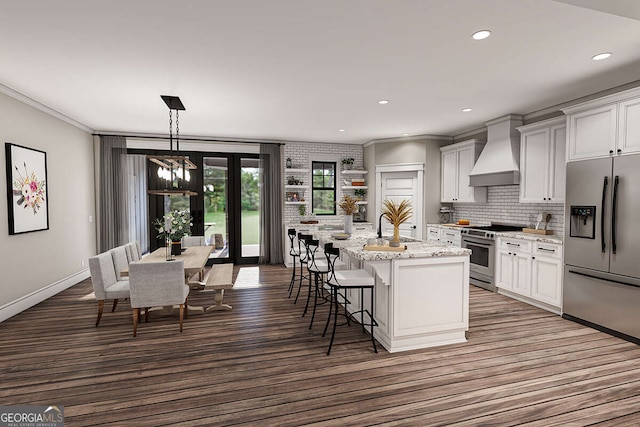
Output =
[
  {"x1": 364, "y1": 133, "x2": 452, "y2": 147},
  {"x1": 0, "y1": 83, "x2": 94, "y2": 133}
]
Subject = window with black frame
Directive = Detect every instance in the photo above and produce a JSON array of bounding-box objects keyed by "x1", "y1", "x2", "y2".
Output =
[{"x1": 312, "y1": 161, "x2": 336, "y2": 215}]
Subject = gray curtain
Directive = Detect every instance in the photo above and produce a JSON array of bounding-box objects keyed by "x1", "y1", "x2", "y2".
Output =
[
  {"x1": 99, "y1": 136, "x2": 129, "y2": 252},
  {"x1": 259, "y1": 143, "x2": 284, "y2": 264},
  {"x1": 127, "y1": 155, "x2": 149, "y2": 254}
]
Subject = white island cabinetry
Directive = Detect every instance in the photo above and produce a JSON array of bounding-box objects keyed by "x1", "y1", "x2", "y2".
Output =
[{"x1": 340, "y1": 241, "x2": 470, "y2": 353}]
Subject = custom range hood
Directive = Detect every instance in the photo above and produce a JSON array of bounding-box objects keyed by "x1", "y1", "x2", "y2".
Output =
[{"x1": 469, "y1": 114, "x2": 523, "y2": 187}]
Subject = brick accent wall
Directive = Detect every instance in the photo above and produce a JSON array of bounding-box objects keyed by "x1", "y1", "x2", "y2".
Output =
[
  {"x1": 283, "y1": 142, "x2": 364, "y2": 224},
  {"x1": 453, "y1": 185, "x2": 564, "y2": 234}
]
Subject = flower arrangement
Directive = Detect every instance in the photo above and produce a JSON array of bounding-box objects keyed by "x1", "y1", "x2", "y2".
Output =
[
  {"x1": 382, "y1": 199, "x2": 413, "y2": 246},
  {"x1": 13, "y1": 162, "x2": 46, "y2": 214},
  {"x1": 154, "y1": 209, "x2": 193, "y2": 242},
  {"x1": 336, "y1": 195, "x2": 359, "y2": 215}
]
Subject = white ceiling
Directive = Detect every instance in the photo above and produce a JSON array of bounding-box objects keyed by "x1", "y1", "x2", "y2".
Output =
[{"x1": 1, "y1": 0, "x2": 639, "y2": 144}]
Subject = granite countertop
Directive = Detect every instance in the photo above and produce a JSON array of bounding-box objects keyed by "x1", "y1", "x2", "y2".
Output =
[
  {"x1": 342, "y1": 241, "x2": 471, "y2": 261},
  {"x1": 494, "y1": 231, "x2": 563, "y2": 245},
  {"x1": 314, "y1": 229, "x2": 469, "y2": 260},
  {"x1": 427, "y1": 223, "x2": 563, "y2": 245}
]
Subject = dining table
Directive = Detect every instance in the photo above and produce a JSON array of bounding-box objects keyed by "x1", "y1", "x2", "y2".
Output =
[
  {"x1": 121, "y1": 245, "x2": 214, "y2": 313},
  {"x1": 121, "y1": 245, "x2": 212, "y2": 282}
]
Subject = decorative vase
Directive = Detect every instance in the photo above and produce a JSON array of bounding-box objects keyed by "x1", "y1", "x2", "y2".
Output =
[
  {"x1": 343, "y1": 163, "x2": 352, "y2": 170},
  {"x1": 389, "y1": 225, "x2": 401, "y2": 247},
  {"x1": 286, "y1": 157, "x2": 292, "y2": 168},
  {"x1": 344, "y1": 214, "x2": 353, "y2": 234},
  {"x1": 171, "y1": 240, "x2": 182, "y2": 256}
]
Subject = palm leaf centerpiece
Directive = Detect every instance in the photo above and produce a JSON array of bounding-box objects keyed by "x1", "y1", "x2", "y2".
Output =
[{"x1": 381, "y1": 199, "x2": 413, "y2": 246}]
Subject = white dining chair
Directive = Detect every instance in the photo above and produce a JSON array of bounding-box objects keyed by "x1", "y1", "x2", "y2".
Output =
[
  {"x1": 128, "y1": 260, "x2": 190, "y2": 337},
  {"x1": 88, "y1": 252, "x2": 130, "y2": 326}
]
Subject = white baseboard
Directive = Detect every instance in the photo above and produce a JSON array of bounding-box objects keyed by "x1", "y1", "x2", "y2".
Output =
[{"x1": 0, "y1": 269, "x2": 90, "y2": 323}]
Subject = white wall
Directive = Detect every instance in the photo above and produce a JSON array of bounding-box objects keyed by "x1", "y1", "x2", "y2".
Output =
[
  {"x1": 0, "y1": 91, "x2": 95, "y2": 320},
  {"x1": 365, "y1": 137, "x2": 447, "y2": 237}
]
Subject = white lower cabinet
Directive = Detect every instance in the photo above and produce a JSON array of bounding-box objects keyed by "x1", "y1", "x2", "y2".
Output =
[
  {"x1": 496, "y1": 237, "x2": 563, "y2": 313},
  {"x1": 427, "y1": 226, "x2": 461, "y2": 246}
]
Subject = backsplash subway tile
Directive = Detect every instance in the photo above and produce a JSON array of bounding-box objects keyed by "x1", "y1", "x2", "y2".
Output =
[{"x1": 453, "y1": 185, "x2": 564, "y2": 234}]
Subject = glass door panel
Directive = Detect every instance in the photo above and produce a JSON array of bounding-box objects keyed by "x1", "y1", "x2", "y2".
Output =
[
  {"x1": 203, "y1": 157, "x2": 229, "y2": 260},
  {"x1": 240, "y1": 158, "x2": 260, "y2": 259}
]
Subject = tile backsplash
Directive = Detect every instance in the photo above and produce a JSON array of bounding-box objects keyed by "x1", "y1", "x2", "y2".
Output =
[{"x1": 453, "y1": 185, "x2": 564, "y2": 234}]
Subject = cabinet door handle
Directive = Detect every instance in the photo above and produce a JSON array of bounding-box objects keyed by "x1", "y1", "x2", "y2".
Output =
[
  {"x1": 538, "y1": 247, "x2": 556, "y2": 252},
  {"x1": 601, "y1": 176, "x2": 608, "y2": 253},
  {"x1": 532, "y1": 256, "x2": 536, "y2": 259},
  {"x1": 612, "y1": 175, "x2": 619, "y2": 254},
  {"x1": 506, "y1": 242, "x2": 520, "y2": 247}
]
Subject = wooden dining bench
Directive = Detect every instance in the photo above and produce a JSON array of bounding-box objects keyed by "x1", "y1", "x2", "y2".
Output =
[{"x1": 204, "y1": 264, "x2": 235, "y2": 311}]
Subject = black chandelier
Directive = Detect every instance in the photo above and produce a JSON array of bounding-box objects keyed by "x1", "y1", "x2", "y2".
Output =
[{"x1": 147, "y1": 95, "x2": 197, "y2": 196}]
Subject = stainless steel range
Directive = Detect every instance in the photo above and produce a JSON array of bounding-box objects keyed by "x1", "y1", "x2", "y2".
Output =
[{"x1": 461, "y1": 223, "x2": 524, "y2": 292}]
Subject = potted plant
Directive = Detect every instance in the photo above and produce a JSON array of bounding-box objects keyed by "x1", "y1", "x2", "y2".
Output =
[
  {"x1": 354, "y1": 188, "x2": 367, "y2": 199},
  {"x1": 341, "y1": 157, "x2": 354, "y2": 170},
  {"x1": 154, "y1": 209, "x2": 193, "y2": 257},
  {"x1": 381, "y1": 199, "x2": 412, "y2": 247}
]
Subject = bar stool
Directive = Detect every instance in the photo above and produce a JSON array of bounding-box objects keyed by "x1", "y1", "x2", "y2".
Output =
[
  {"x1": 287, "y1": 228, "x2": 300, "y2": 298},
  {"x1": 307, "y1": 241, "x2": 346, "y2": 329},
  {"x1": 293, "y1": 233, "x2": 312, "y2": 304},
  {"x1": 323, "y1": 244, "x2": 378, "y2": 355}
]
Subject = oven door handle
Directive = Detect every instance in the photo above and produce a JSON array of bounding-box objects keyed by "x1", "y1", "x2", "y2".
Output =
[{"x1": 463, "y1": 239, "x2": 493, "y2": 247}]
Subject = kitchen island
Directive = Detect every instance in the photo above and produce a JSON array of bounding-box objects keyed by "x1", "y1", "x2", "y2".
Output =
[{"x1": 316, "y1": 230, "x2": 471, "y2": 353}]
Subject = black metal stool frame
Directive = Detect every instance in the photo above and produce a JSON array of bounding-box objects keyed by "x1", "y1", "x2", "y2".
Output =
[
  {"x1": 287, "y1": 228, "x2": 300, "y2": 298},
  {"x1": 293, "y1": 233, "x2": 312, "y2": 304},
  {"x1": 323, "y1": 245, "x2": 378, "y2": 355}
]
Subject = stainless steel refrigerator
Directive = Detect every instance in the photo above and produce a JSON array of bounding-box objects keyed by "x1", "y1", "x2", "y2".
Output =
[{"x1": 564, "y1": 154, "x2": 640, "y2": 343}]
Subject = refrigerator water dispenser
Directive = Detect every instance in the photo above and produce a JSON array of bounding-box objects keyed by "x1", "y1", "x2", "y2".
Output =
[{"x1": 570, "y1": 205, "x2": 596, "y2": 239}]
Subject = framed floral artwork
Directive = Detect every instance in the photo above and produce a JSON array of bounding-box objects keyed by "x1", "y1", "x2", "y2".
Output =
[{"x1": 5, "y1": 143, "x2": 49, "y2": 235}]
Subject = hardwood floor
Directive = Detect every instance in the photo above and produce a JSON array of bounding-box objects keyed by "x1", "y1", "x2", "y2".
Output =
[{"x1": 1, "y1": 264, "x2": 640, "y2": 426}]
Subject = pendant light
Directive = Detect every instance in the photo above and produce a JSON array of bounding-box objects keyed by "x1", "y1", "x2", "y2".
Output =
[{"x1": 147, "y1": 95, "x2": 197, "y2": 196}]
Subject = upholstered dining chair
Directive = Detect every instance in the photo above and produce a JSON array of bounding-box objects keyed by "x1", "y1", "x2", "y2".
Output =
[
  {"x1": 88, "y1": 252, "x2": 130, "y2": 327},
  {"x1": 128, "y1": 260, "x2": 190, "y2": 337},
  {"x1": 182, "y1": 235, "x2": 205, "y2": 247},
  {"x1": 109, "y1": 246, "x2": 130, "y2": 282},
  {"x1": 125, "y1": 242, "x2": 141, "y2": 263}
]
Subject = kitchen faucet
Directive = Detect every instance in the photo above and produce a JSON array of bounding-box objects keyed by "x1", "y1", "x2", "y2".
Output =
[{"x1": 377, "y1": 213, "x2": 385, "y2": 238}]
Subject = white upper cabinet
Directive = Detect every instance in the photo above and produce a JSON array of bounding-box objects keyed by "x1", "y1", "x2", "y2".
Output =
[
  {"x1": 518, "y1": 117, "x2": 566, "y2": 203},
  {"x1": 563, "y1": 86, "x2": 640, "y2": 161},
  {"x1": 440, "y1": 139, "x2": 487, "y2": 203},
  {"x1": 618, "y1": 97, "x2": 640, "y2": 155}
]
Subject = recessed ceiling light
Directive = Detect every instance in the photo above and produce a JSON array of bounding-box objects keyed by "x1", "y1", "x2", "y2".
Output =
[
  {"x1": 472, "y1": 30, "x2": 491, "y2": 40},
  {"x1": 592, "y1": 52, "x2": 612, "y2": 61},
  {"x1": 402, "y1": 133, "x2": 409, "y2": 136},
  {"x1": 462, "y1": 108, "x2": 473, "y2": 112},
  {"x1": 338, "y1": 129, "x2": 346, "y2": 132},
  {"x1": 378, "y1": 100, "x2": 389, "y2": 105}
]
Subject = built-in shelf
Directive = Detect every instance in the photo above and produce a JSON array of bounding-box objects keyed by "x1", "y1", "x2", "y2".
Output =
[
  {"x1": 341, "y1": 169, "x2": 368, "y2": 175},
  {"x1": 284, "y1": 185, "x2": 309, "y2": 189},
  {"x1": 284, "y1": 168, "x2": 308, "y2": 173},
  {"x1": 285, "y1": 201, "x2": 307, "y2": 205},
  {"x1": 341, "y1": 186, "x2": 368, "y2": 190}
]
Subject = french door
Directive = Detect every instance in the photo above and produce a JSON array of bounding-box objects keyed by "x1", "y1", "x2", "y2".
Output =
[{"x1": 146, "y1": 151, "x2": 260, "y2": 265}]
